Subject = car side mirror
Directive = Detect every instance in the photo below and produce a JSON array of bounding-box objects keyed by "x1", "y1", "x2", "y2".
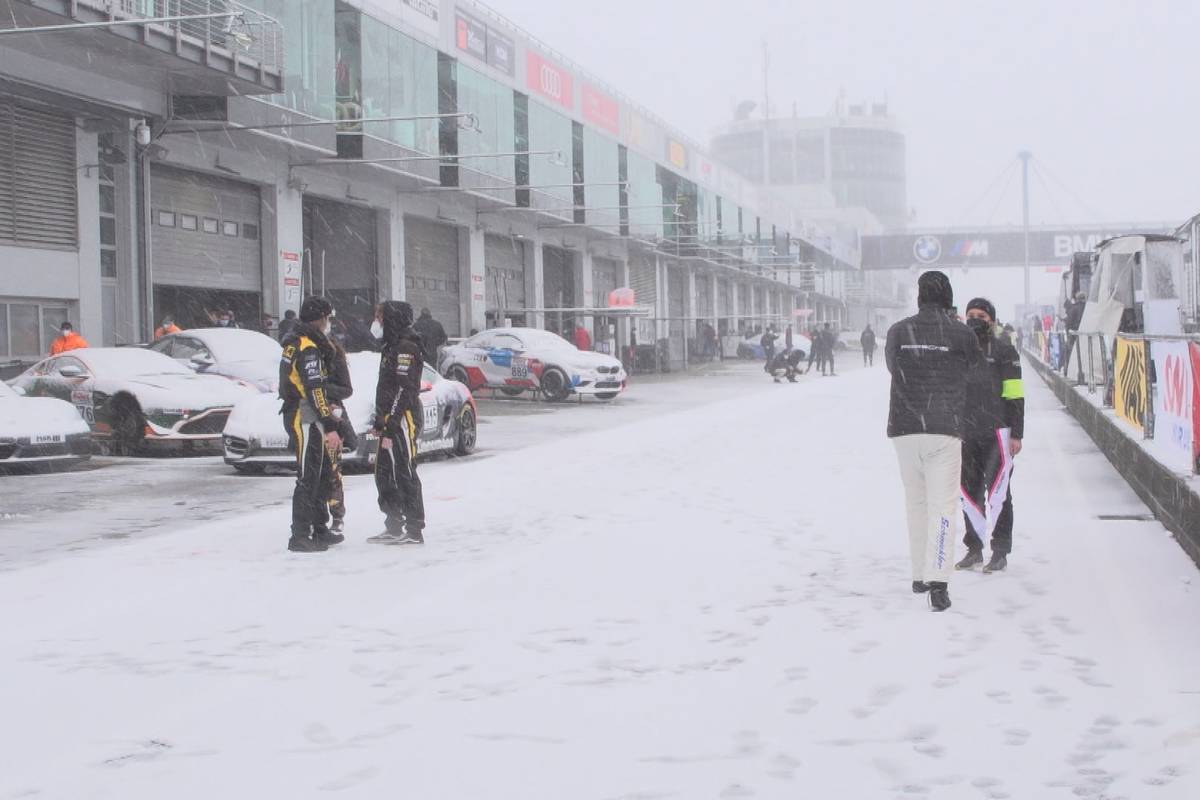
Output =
[
  {"x1": 190, "y1": 353, "x2": 215, "y2": 370},
  {"x1": 420, "y1": 381, "x2": 433, "y2": 393},
  {"x1": 58, "y1": 365, "x2": 85, "y2": 378}
]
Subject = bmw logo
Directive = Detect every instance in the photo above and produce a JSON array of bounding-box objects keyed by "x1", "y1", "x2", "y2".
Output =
[{"x1": 913, "y1": 235, "x2": 942, "y2": 265}]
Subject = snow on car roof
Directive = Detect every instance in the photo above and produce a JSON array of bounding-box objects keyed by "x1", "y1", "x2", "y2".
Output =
[
  {"x1": 178, "y1": 328, "x2": 282, "y2": 362},
  {"x1": 491, "y1": 328, "x2": 576, "y2": 350},
  {"x1": 68, "y1": 347, "x2": 192, "y2": 375},
  {"x1": 0, "y1": 382, "x2": 15, "y2": 398}
]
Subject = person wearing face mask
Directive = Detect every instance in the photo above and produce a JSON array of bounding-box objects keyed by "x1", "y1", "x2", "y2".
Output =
[
  {"x1": 368, "y1": 301, "x2": 427, "y2": 545},
  {"x1": 956, "y1": 298, "x2": 1024, "y2": 574},
  {"x1": 279, "y1": 296, "x2": 343, "y2": 553}
]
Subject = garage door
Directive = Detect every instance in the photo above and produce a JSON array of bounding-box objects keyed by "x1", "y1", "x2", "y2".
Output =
[
  {"x1": 405, "y1": 216, "x2": 461, "y2": 335},
  {"x1": 150, "y1": 166, "x2": 261, "y2": 292},
  {"x1": 592, "y1": 257, "x2": 620, "y2": 307},
  {"x1": 695, "y1": 274, "x2": 713, "y2": 319},
  {"x1": 630, "y1": 253, "x2": 657, "y2": 343},
  {"x1": 667, "y1": 264, "x2": 686, "y2": 366},
  {"x1": 484, "y1": 234, "x2": 525, "y2": 317}
]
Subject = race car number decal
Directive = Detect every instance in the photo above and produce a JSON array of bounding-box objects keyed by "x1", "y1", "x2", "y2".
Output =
[
  {"x1": 423, "y1": 404, "x2": 439, "y2": 433},
  {"x1": 511, "y1": 357, "x2": 528, "y2": 379},
  {"x1": 70, "y1": 389, "x2": 95, "y2": 424},
  {"x1": 35, "y1": 434, "x2": 63, "y2": 444}
]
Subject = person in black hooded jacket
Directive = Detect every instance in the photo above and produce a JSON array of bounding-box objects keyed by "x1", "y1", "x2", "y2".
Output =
[
  {"x1": 956, "y1": 298, "x2": 1024, "y2": 574},
  {"x1": 886, "y1": 271, "x2": 982, "y2": 611},
  {"x1": 367, "y1": 301, "x2": 427, "y2": 545}
]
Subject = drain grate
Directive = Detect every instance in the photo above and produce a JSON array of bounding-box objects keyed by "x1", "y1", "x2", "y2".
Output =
[{"x1": 1096, "y1": 514, "x2": 1156, "y2": 522}]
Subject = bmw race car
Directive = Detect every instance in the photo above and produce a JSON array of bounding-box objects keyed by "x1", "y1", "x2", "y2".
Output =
[
  {"x1": 10, "y1": 348, "x2": 256, "y2": 454},
  {"x1": 439, "y1": 327, "x2": 627, "y2": 401},
  {"x1": 0, "y1": 381, "x2": 92, "y2": 468},
  {"x1": 221, "y1": 352, "x2": 477, "y2": 473},
  {"x1": 147, "y1": 328, "x2": 282, "y2": 392}
]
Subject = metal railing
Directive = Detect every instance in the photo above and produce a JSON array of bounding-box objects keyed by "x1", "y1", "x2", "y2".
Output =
[{"x1": 82, "y1": 0, "x2": 282, "y2": 74}]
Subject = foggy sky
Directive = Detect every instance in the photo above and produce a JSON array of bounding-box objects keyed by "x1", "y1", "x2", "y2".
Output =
[{"x1": 487, "y1": 0, "x2": 1199, "y2": 231}]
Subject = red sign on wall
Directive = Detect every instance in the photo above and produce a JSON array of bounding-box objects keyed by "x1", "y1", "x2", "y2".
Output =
[
  {"x1": 526, "y1": 50, "x2": 573, "y2": 109},
  {"x1": 1191, "y1": 342, "x2": 1200, "y2": 469},
  {"x1": 582, "y1": 83, "x2": 619, "y2": 136}
]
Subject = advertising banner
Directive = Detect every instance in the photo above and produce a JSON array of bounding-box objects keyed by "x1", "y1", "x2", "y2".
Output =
[
  {"x1": 487, "y1": 28, "x2": 515, "y2": 76},
  {"x1": 1114, "y1": 336, "x2": 1148, "y2": 435},
  {"x1": 1150, "y1": 341, "x2": 1195, "y2": 472},
  {"x1": 582, "y1": 83, "x2": 620, "y2": 137},
  {"x1": 526, "y1": 50, "x2": 573, "y2": 109},
  {"x1": 454, "y1": 10, "x2": 487, "y2": 61},
  {"x1": 1192, "y1": 342, "x2": 1200, "y2": 472},
  {"x1": 666, "y1": 138, "x2": 688, "y2": 170}
]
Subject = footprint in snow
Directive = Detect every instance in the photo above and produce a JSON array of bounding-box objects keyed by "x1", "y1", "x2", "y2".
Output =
[{"x1": 318, "y1": 766, "x2": 380, "y2": 791}]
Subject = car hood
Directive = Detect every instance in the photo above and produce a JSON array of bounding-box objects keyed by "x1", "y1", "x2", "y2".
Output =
[
  {"x1": 108, "y1": 373, "x2": 256, "y2": 411},
  {"x1": 548, "y1": 350, "x2": 623, "y2": 371},
  {"x1": 0, "y1": 396, "x2": 91, "y2": 439},
  {"x1": 213, "y1": 360, "x2": 278, "y2": 392}
]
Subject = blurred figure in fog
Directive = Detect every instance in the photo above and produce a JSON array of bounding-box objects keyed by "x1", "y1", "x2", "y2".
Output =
[
  {"x1": 278, "y1": 309, "x2": 298, "y2": 341},
  {"x1": 50, "y1": 321, "x2": 88, "y2": 355},
  {"x1": 573, "y1": 323, "x2": 592, "y2": 352},
  {"x1": 413, "y1": 307, "x2": 448, "y2": 365},
  {"x1": 154, "y1": 315, "x2": 181, "y2": 340},
  {"x1": 861, "y1": 324, "x2": 877, "y2": 366}
]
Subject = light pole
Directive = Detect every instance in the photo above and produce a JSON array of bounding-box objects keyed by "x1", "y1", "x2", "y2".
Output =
[{"x1": 1019, "y1": 150, "x2": 1033, "y2": 312}]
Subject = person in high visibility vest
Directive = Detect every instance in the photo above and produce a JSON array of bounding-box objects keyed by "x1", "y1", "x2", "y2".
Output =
[
  {"x1": 154, "y1": 316, "x2": 181, "y2": 340},
  {"x1": 49, "y1": 322, "x2": 88, "y2": 355}
]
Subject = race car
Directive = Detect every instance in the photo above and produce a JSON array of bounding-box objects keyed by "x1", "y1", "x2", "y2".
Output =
[
  {"x1": 9, "y1": 348, "x2": 256, "y2": 454},
  {"x1": 439, "y1": 327, "x2": 627, "y2": 401},
  {"x1": 147, "y1": 328, "x2": 282, "y2": 392},
  {"x1": 736, "y1": 332, "x2": 811, "y2": 360},
  {"x1": 221, "y1": 352, "x2": 477, "y2": 473},
  {"x1": 0, "y1": 381, "x2": 92, "y2": 468}
]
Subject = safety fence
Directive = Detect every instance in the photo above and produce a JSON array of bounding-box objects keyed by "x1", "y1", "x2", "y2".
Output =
[{"x1": 1027, "y1": 330, "x2": 1200, "y2": 475}]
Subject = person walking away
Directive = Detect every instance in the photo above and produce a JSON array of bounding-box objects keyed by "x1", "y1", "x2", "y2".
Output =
[
  {"x1": 760, "y1": 327, "x2": 778, "y2": 362},
  {"x1": 278, "y1": 310, "x2": 298, "y2": 341},
  {"x1": 573, "y1": 324, "x2": 592, "y2": 352},
  {"x1": 325, "y1": 336, "x2": 357, "y2": 534},
  {"x1": 785, "y1": 324, "x2": 794, "y2": 351},
  {"x1": 1062, "y1": 292, "x2": 1086, "y2": 383},
  {"x1": 154, "y1": 316, "x2": 181, "y2": 340},
  {"x1": 368, "y1": 301, "x2": 427, "y2": 545},
  {"x1": 861, "y1": 325, "x2": 877, "y2": 366},
  {"x1": 956, "y1": 299, "x2": 1024, "y2": 574},
  {"x1": 413, "y1": 307, "x2": 448, "y2": 367},
  {"x1": 822, "y1": 323, "x2": 838, "y2": 376},
  {"x1": 50, "y1": 322, "x2": 88, "y2": 355},
  {"x1": 279, "y1": 297, "x2": 342, "y2": 553},
  {"x1": 805, "y1": 326, "x2": 824, "y2": 374},
  {"x1": 886, "y1": 271, "x2": 982, "y2": 611}
]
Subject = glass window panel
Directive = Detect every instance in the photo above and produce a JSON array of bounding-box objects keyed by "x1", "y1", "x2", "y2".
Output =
[
  {"x1": 583, "y1": 129, "x2": 620, "y2": 228},
  {"x1": 100, "y1": 249, "x2": 117, "y2": 278},
  {"x1": 456, "y1": 65, "x2": 515, "y2": 184},
  {"x1": 99, "y1": 184, "x2": 115, "y2": 215},
  {"x1": 242, "y1": 0, "x2": 336, "y2": 119},
  {"x1": 10, "y1": 304, "x2": 39, "y2": 357},
  {"x1": 358, "y1": 16, "x2": 440, "y2": 152},
  {"x1": 99, "y1": 217, "x2": 116, "y2": 246},
  {"x1": 0, "y1": 305, "x2": 7, "y2": 357},
  {"x1": 42, "y1": 307, "x2": 68, "y2": 352},
  {"x1": 180, "y1": 214, "x2": 198, "y2": 231},
  {"x1": 528, "y1": 100, "x2": 573, "y2": 206},
  {"x1": 625, "y1": 151, "x2": 662, "y2": 237}
]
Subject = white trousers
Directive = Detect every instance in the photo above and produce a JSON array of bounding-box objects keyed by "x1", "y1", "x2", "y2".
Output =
[{"x1": 892, "y1": 434, "x2": 962, "y2": 583}]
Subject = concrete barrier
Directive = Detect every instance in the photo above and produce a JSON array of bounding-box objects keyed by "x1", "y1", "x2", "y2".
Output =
[{"x1": 1026, "y1": 354, "x2": 1200, "y2": 568}]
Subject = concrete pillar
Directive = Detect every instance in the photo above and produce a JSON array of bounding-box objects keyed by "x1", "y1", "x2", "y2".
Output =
[
  {"x1": 730, "y1": 281, "x2": 741, "y2": 333},
  {"x1": 265, "y1": 166, "x2": 305, "y2": 320},
  {"x1": 685, "y1": 269, "x2": 696, "y2": 368},
  {"x1": 617, "y1": 256, "x2": 632, "y2": 358},
  {"x1": 526, "y1": 235, "x2": 545, "y2": 329},
  {"x1": 464, "y1": 225, "x2": 486, "y2": 336},
  {"x1": 75, "y1": 129, "x2": 102, "y2": 343},
  {"x1": 379, "y1": 194, "x2": 405, "y2": 302},
  {"x1": 577, "y1": 246, "x2": 594, "y2": 340},
  {"x1": 748, "y1": 281, "x2": 759, "y2": 330},
  {"x1": 656, "y1": 253, "x2": 668, "y2": 342}
]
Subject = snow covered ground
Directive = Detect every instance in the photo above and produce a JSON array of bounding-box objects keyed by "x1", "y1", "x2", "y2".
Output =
[{"x1": 2, "y1": 364, "x2": 1199, "y2": 799}]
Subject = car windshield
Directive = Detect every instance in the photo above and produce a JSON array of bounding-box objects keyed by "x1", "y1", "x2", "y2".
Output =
[
  {"x1": 515, "y1": 330, "x2": 577, "y2": 352},
  {"x1": 73, "y1": 348, "x2": 193, "y2": 376},
  {"x1": 192, "y1": 329, "x2": 283, "y2": 363}
]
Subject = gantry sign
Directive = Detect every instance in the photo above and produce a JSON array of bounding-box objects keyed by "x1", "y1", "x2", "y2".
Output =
[{"x1": 860, "y1": 227, "x2": 1173, "y2": 270}]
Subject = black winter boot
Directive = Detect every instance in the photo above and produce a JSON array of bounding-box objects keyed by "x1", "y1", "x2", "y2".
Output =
[
  {"x1": 314, "y1": 525, "x2": 345, "y2": 546},
  {"x1": 928, "y1": 582, "x2": 951, "y2": 612},
  {"x1": 288, "y1": 534, "x2": 328, "y2": 553},
  {"x1": 983, "y1": 553, "x2": 1008, "y2": 573},
  {"x1": 955, "y1": 549, "x2": 983, "y2": 570},
  {"x1": 912, "y1": 581, "x2": 930, "y2": 593}
]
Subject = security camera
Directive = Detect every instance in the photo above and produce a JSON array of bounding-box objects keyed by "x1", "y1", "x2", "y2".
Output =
[{"x1": 135, "y1": 121, "x2": 152, "y2": 147}]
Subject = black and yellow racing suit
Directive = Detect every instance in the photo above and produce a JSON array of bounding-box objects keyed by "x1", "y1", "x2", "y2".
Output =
[
  {"x1": 374, "y1": 329, "x2": 426, "y2": 536},
  {"x1": 280, "y1": 324, "x2": 338, "y2": 537}
]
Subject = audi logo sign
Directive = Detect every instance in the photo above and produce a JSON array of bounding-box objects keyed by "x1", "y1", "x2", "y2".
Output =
[{"x1": 526, "y1": 51, "x2": 573, "y2": 109}]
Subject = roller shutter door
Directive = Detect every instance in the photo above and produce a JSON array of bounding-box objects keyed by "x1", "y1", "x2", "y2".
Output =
[
  {"x1": 484, "y1": 234, "x2": 526, "y2": 315},
  {"x1": 150, "y1": 166, "x2": 261, "y2": 292},
  {"x1": 695, "y1": 274, "x2": 713, "y2": 319},
  {"x1": 592, "y1": 257, "x2": 620, "y2": 307},
  {"x1": 630, "y1": 253, "x2": 657, "y2": 343},
  {"x1": 405, "y1": 216, "x2": 461, "y2": 335},
  {"x1": 667, "y1": 264, "x2": 686, "y2": 366},
  {"x1": 0, "y1": 99, "x2": 78, "y2": 247}
]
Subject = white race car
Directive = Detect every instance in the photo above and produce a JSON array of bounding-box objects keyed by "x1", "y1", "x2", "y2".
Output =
[
  {"x1": 10, "y1": 348, "x2": 256, "y2": 454},
  {"x1": 147, "y1": 328, "x2": 282, "y2": 392},
  {"x1": 222, "y1": 352, "x2": 478, "y2": 473},
  {"x1": 0, "y1": 381, "x2": 92, "y2": 468},
  {"x1": 439, "y1": 327, "x2": 627, "y2": 401}
]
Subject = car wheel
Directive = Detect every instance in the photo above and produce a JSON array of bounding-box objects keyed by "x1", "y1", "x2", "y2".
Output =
[
  {"x1": 499, "y1": 386, "x2": 525, "y2": 397},
  {"x1": 454, "y1": 405, "x2": 477, "y2": 456},
  {"x1": 111, "y1": 395, "x2": 145, "y2": 456},
  {"x1": 539, "y1": 368, "x2": 571, "y2": 402},
  {"x1": 595, "y1": 392, "x2": 618, "y2": 401},
  {"x1": 234, "y1": 464, "x2": 266, "y2": 475},
  {"x1": 448, "y1": 365, "x2": 471, "y2": 388}
]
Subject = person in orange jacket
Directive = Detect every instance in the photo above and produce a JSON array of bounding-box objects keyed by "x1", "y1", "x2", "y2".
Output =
[
  {"x1": 49, "y1": 322, "x2": 88, "y2": 355},
  {"x1": 154, "y1": 315, "x2": 181, "y2": 340}
]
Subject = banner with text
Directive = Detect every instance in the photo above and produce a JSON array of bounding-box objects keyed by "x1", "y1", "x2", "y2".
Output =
[
  {"x1": 1150, "y1": 340, "x2": 1195, "y2": 473},
  {"x1": 1114, "y1": 336, "x2": 1148, "y2": 435},
  {"x1": 526, "y1": 50, "x2": 573, "y2": 109}
]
